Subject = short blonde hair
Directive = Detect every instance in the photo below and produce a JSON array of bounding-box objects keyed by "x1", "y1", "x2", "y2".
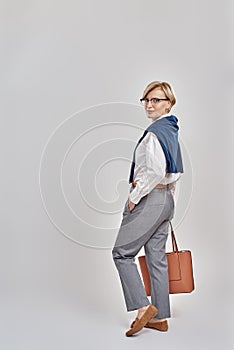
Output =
[{"x1": 141, "y1": 81, "x2": 176, "y2": 112}]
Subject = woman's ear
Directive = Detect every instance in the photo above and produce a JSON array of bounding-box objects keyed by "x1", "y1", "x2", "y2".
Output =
[{"x1": 166, "y1": 101, "x2": 172, "y2": 113}]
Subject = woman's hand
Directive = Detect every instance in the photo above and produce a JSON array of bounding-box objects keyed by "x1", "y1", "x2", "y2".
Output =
[{"x1": 128, "y1": 200, "x2": 136, "y2": 212}]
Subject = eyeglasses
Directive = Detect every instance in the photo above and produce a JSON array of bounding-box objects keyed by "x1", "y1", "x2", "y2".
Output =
[{"x1": 140, "y1": 97, "x2": 169, "y2": 106}]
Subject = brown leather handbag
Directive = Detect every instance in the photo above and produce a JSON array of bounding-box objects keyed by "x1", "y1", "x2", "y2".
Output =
[{"x1": 138, "y1": 221, "x2": 195, "y2": 294}]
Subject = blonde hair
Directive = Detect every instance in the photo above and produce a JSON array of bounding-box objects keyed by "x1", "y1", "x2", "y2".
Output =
[{"x1": 141, "y1": 81, "x2": 176, "y2": 112}]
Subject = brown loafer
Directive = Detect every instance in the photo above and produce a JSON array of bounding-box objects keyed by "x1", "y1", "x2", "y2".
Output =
[
  {"x1": 125, "y1": 305, "x2": 158, "y2": 337},
  {"x1": 144, "y1": 319, "x2": 168, "y2": 332},
  {"x1": 130, "y1": 318, "x2": 138, "y2": 328}
]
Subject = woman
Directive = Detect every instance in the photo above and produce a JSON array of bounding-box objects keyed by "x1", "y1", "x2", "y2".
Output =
[{"x1": 112, "y1": 81, "x2": 184, "y2": 337}]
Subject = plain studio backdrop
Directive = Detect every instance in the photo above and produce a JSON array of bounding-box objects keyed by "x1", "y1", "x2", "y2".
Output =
[{"x1": 1, "y1": 1, "x2": 233, "y2": 349}]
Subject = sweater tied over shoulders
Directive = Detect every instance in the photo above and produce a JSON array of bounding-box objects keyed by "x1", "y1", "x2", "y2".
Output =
[{"x1": 129, "y1": 115, "x2": 184, "y2": 184}]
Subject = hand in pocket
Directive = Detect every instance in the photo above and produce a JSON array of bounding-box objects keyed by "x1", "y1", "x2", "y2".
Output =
[{"x1": 128, "y1": 200, "x2": 136, "y2": 212}]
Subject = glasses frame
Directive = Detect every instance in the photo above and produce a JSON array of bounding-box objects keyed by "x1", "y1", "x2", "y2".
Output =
[{"x1": 140, "y1": 97, "x2": 169, "y2": 105}]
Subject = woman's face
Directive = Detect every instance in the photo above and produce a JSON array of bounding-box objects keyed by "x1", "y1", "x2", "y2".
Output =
[{"x1": 144, "y1": 87, "x2": 172, "y2": 121}]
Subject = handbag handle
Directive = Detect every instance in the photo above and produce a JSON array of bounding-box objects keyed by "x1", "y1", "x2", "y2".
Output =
[{"x1": 169, "y1": 221, "x2": 179, "y2": 253}]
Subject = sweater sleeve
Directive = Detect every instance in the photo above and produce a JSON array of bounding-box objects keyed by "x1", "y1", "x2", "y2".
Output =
[{"x1": 128, "y1": 132, "x2": 166, "y2": 205}]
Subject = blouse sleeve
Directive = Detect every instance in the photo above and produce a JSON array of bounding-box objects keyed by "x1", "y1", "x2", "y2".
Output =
[{"x1": 128, "y1": 132, "x2": 167, "y2": 205}]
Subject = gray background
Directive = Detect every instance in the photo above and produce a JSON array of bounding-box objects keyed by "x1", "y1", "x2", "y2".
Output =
[{"x1": 1, "y1": 0, "x2": 233, "y2": 349}]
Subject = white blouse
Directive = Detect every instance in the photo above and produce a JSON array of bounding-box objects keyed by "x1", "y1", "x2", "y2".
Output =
[{"x1": 128, "y1": 114, "x2": 182, "y2": 205}]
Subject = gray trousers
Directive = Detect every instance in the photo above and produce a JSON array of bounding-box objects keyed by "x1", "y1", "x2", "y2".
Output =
[{"x1": 112, "y1": 185, "x2": 175, "y2": 318}]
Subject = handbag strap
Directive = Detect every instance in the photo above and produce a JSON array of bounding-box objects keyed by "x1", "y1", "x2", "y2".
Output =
[{"x1": 169, "y1": 221, "x2": 179, "y2": 253}]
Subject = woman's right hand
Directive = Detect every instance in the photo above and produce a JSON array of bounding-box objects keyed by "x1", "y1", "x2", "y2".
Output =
[{"x1": 128, "y1": 200, "x2": 136, "y2": 212}]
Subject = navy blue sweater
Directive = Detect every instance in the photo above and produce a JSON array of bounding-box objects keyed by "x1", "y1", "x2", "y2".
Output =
[{"x1": 129, "y1": 115, "x2": 184, "y2": 183}]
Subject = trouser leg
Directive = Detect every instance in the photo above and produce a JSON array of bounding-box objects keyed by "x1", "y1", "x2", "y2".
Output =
[
  {"x1": 112, "y1": 238, "x2": 150, "y2": 311},
  {"x1": 112, "y1": 187, "x2": 174, "y2": 312},
  {"x1": 144, "y1": 219, "x2": 171, "y2": 318}
]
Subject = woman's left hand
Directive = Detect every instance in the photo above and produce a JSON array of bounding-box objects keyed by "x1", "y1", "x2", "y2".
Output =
[{"x1": 128, "y1": 200, "x2": 136, "y2": 212}]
